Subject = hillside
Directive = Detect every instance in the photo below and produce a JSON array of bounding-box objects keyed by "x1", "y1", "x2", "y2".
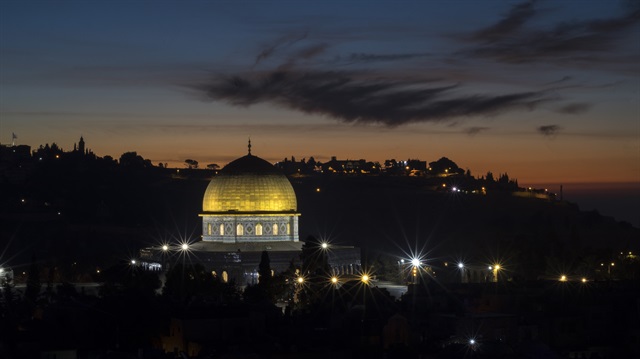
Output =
[{"x1": 1, "y1": 163, "x2": 637, "y2": 280}]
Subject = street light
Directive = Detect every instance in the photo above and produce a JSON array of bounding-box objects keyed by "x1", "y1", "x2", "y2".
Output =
[
  {"x1": 297, "y1": 276, "x2": 304, "y2": 284},
  {"x1": 181, "y1": 243, "x2": 189, "y2": 251},
  {"x1": 490, "y1": 264, "x2": 501, "y2": 282},
  {"x1": 457, "y1": 262, "x2": 467, "y2": 283},
  {"x1": 321, "y1": 242, "x2": 329, "y2": 249},
  {"x1": 411, "y1": 258, "x2": 420, "y2": 267},
  {"x1": 162, "y1": 245, "x2": 169, "y2": 251}
]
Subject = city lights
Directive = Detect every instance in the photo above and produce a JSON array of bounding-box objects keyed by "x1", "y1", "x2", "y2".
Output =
[{"x1": 3, "y1": 2, "x2": 638, "y2": 353}]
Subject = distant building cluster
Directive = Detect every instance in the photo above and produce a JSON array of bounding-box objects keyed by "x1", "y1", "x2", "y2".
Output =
[
  {"x1": 1, "y1": 136, "x2": 97, "y2": 182},
  {"x1": 0, "y1": 134, "x2": 554, "y2": 200},
  {"x1": 275, "y1": 155, "x2": 439, "y2": 176}
]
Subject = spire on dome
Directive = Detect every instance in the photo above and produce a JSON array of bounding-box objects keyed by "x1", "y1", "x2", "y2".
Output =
[{"x1": 248, "y1": 137, "x2": 252, "y2": 155}]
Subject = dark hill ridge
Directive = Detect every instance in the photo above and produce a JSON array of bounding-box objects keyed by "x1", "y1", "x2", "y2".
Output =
[
  {"x1": 1, "y1": 168, "x2": 637, "y2": 280},
  {"x1": 292, "y1": 176, "x2": 639, "y2": 278}
]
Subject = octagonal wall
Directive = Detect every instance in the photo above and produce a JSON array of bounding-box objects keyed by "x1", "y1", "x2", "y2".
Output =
[{"x1": 201, "y1": 213, "x2": 299, "y2": 243}]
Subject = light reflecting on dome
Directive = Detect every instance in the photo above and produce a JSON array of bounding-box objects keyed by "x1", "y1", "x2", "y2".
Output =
[{"x1": 202, "y1": 155, "x2": 297, "y2": 213}]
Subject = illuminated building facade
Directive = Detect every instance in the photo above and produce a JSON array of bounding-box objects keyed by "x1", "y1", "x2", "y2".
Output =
[
  {"x1": 140, "y1": 144, "x2": 360, "y2": 285},
  {"x1": 200, "y1": 153, "x2": 300, "y2": 243}
]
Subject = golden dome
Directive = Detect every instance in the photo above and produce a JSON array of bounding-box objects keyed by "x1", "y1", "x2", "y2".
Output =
[{"x1": 202, "y1": 154, "x2": 297, "y2": 213}]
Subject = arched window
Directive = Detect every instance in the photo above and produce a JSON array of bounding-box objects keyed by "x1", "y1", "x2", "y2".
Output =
[
  {"x1": 222, "y1": 271, "x2": 228, "y2": 283},
  {"x1": 207, "y1": 223, "x2": 212, "y2": 235},
  {"x1": 272, "y1": 223, "x2": 278, "y2": 235},
  {"x1": 220, "y1": 223, "x2": 225, "y2": 235},
  {"x1": 237, "y1": 224, "x2": 244, "y2": 236},
  {"x1": 287, "y1": 223, "x2": 291, "y2": 235},
  {"x1": 256, "y1": 223, "x2": 263, "y2": 236}
]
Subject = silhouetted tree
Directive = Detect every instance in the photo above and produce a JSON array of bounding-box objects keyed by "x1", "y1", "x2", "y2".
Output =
[
  {"x1": 0, "y1": 277, "x2": 18, "y2": 355},
  {"x1": 429, "y1": 157, "x2": 461, "y2": 174},
  {"x1": 486, "y1": 171, "x2": 495, "y2": 182},
  {"x1": 184, "y1": 159, "x2": 199, "y2": 169},
  {"x1": 119, "y1": 151, "x2": 151, "y2": 168},
  {"x1": 25, "y1": 255, "x2": 41, "y2": 306},
  {"x1": 1, "y1": 277, "x2": 16, "y2": 308},
  {"x1": 258, "y1": 250, "x2": 272, "y2": 285},
  {"x1": 372, "y1": 254, "x2": 401, "y2": 282},
  {"x1": 307, "y1": 156, "x2": 317, "y2": 171}
]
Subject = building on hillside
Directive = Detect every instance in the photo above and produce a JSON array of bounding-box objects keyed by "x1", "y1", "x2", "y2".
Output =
[{"x1": 140, "y1": 143, "x2": 361, "y2": 285}]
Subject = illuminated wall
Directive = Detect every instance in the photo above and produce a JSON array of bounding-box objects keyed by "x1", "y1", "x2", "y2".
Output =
[{"x1": 201, "y1": 213, "x2": 299, "y2": 243}]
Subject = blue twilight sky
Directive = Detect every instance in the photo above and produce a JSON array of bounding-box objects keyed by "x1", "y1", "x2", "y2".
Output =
[{"x1": 1, "y1": 1, "x2": 639, "y2": 189}]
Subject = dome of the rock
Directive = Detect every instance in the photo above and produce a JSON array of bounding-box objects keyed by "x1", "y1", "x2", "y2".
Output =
[{"x1": 202, "y1": 154, "x2": 297, "y2": 213}]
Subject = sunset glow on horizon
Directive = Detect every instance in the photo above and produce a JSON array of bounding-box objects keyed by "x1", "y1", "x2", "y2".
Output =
[{"x1": 1, "y1": 1, "x2": 638, "y2": 188}]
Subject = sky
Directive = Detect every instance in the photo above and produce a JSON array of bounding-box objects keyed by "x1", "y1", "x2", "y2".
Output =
[{"x1": 1, "y1": 1, "x2": 639, "y2": 211}]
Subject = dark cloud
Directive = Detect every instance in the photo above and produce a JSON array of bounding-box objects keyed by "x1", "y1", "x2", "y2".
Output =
[
  {"x1": 469, "y1": 1, "x2": 536, "y2": 43},
  {"x1": 556, "y1": 102, "x2": 591, "y2": 114},
  {"x1": 346, "y1": 52, "x2": 431, "y2": 63},
  {"x1": 543, "y1": 76, "x2": 573, "y2": 86},
  {"x1": 464, "y1": 127, "x2": 490, "y2": 135},
  {"x1": 196, "y1": 3, "x2": 624, "y2": 128},
  {"x1": 295, "y1": 43, "x2": 329, "y2": 60},
  {"x1": 461, "y1": 2, "x2": 640, "y2": 65},
  {"x1": 538, "y1": 124, "x2": 562, "y2": 136},
  {"x1": 277, "y1": 43, "x2": 329, "y2": 70},
  {"x1": 254, "y1": 33, "x2": 308, "y2": 67},
  {"x1": 196, "y1": 70, "x2": 549, "y2": 127}
]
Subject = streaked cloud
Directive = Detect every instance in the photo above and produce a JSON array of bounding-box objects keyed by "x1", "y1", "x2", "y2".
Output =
[
  {"x1": 538, "y1": 124, "x2": 563, "y2": 137},
  {"x1": 196, "y1": 69, "x2": 549, "y2": 127},
  {"x1": 464, "y1": 127, "x2": 491, "y2": 135},
  {"x1": 555, "y1": 103, "x2": 591, "y2": 114},
  {"x1": 460, "y1": 1, "x2": 640, "y2": 67}
]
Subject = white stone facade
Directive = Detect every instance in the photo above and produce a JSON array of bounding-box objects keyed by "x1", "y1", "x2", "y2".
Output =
[{"x1": 201, "y1": 214, "x2": 299, "y2": 243}]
